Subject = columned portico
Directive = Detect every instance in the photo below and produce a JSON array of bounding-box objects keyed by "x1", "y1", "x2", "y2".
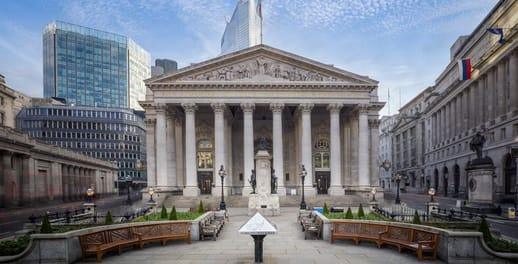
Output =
[{"x1": 143, "y1": 45, "x2": 383, "y2": 202}]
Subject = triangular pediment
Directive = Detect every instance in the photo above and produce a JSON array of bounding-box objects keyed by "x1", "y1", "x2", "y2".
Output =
[{"x1": 146, "y1": 45, "x2": 377, "y2": 86}]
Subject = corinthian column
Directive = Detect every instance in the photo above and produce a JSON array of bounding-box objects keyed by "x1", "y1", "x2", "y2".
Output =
[
  {"x1": 271, "y1": 103, "x2": 286, "y2": 196},
  {"x1": 299, "y1": 103, "x2": 316, "y2": 196},
  {"x1": 155, "y1": 104, "x2": 168, "y2": 188},
  {"x1": 145, "y1": 119, "x2": 156, "y2": 188},
  {"x1": 181, "y1": 103, "x2": 199, "y2": 196},
  {"x1": 211, "y1": 103, "x2": 227, "y2": 196},
  {"x1": 241, "y1": 103, "x2": 255, "y2": 196},
  {"x1": 358, "y1": 104, "x2": 370, "y2": 187},
  {"x1": 327, "y1": 103, "x2": 343, "y2": 195}
]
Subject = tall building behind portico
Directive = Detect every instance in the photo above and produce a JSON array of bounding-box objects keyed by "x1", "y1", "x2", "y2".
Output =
[{"x1": 220, "y1": 0, "x2": 262, "y2": 55}]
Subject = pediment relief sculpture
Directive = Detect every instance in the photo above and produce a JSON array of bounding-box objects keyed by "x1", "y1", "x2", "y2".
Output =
[{"x1": 177, "y1": 56, "x2": 359, "y2": 83}]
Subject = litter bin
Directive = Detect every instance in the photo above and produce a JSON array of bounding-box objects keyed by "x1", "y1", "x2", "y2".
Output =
[{"x1": 508, "y1": 207, "x2": 516, "y2": 219}]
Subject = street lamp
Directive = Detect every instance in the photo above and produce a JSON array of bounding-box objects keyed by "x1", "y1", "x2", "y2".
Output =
[
  {"x1": 86, "y1": 188, "x2": 95, "y2": 203},
  {"x1": 392, "y1": 173, "x2": 405, "y2": 204},
  {"x1": 218, "y1": 165, "x2": 226, "y2": 211},
  {"x1": 371, "y1": 187, "x2": 377, "y2": 202},
  {"x1": 148, "y1": 187, "x2": 155, "y2": 203},
  {"x1": 428, "y1": 187, "x2": 436, "y2": 202},
  {"x1": 380, "y1": 160, "x2": 392, "y2": 191},
  {"x1": 300, "y1": 165, "x2": 307, "y2": 210},
  {"x1": 126, "y1": 176, "x2": 133, "y2": 205}
]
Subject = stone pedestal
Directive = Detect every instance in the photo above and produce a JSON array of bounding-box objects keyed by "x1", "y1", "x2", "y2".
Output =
[
  {"x1": 368, "y1": 201, "x2": 379, "y2": 211},
  {"x1": 248, "y1": 149, "x2": 281, "y2": 216},
  {"x1": 427, "y1": 201, "x2": 439, "y2": 216},
  {"x1": 463, "y1": 157, "x2": 498, "y2": 214}
]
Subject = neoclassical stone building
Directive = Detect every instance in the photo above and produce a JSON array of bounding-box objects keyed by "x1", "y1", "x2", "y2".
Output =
[{"x1": 142, "y1": 45, "x2": 383, "y2": 198}]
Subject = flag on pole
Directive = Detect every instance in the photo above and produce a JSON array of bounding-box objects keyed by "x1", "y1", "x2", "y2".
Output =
[
  {"x1": 487, "y1": 28, "x2": 505, "y2": 44},
  {"x1": 458, "y1": 58, "x2": 471, "y2": 81}
]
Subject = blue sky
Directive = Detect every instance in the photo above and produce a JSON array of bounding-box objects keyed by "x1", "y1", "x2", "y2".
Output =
[{"x1": 0, "y1": 0, "x2": 496, "y2": 115}]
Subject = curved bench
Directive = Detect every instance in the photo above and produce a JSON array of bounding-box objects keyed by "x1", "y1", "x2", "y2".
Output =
[
  {"x1": 331, "y1": 220, "x2": 439, "y2": 261},
  {"x1": 79, "y1": 221, "x2": 191, "y2": 262}
]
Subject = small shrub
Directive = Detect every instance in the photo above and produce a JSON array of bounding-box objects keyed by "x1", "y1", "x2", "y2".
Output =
[
  {"x1": 357, "y1": 204, "x2": 365, "y2": 218},
  {"x1": 479, "y1": 217, "x2": 492, "y2": 243},
  {"x1": 169, "y1": 206, "x2": 178, "y2": 220},
  {"x1": 160, "y1": 205, "x2": 168, "y2": 219},
  {"x1": 345, "y1": 207, "x2": 353, "y2": 219},
  {"x1": 412, "y1": 210, "x2": 421, "y2": 225},
  {"x1": 105, "y1": 211, "x2": 113, "y2": 225},
  {"x1": 323, "y1": 203, "x2": 329, "y2": 215},
  {"x1": 40, "y1": 215, "x2": 53, "y2": 234},
  {"x1": 198, "y1": 200, "x2": 205, "y2": 213},
  {"x1": 0, "y1": 234, "x2": 30, "y2": 256}
]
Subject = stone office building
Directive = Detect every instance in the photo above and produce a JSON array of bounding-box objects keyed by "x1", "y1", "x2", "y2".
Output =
[{"x1": 141, "y1": 45, "x2": 384, "y2": 198}]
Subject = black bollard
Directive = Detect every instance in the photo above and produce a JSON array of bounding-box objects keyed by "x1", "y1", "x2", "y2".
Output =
[{"x1": 252, "y1": 235, "x2": 266, "y2": 263}]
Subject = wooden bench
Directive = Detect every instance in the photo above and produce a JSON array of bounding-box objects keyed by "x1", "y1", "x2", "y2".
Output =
[
  {"x1": 331, "y1": 221, "x2": 439, "y2": 261},
  {"x1": 200, "y1": 213, "x2": 226, "y2": 241},
  {"x1": 79, "y1": 221, "x2": 191, "y2": 262},
  {"x1": 379, "y1": 225, "x2": 439, "y2": 261}
]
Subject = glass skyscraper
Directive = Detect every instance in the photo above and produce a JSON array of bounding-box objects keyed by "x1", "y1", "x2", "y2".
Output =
[
  {"x1": 43, "y1": 21, "x2": 150, "y2": 110},
  {"x1": 220, "y1": 0, "x2": 262, "y2": 55}
]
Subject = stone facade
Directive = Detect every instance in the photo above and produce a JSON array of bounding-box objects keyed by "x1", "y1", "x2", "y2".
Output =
[{"x1": 141, "y1": 45, "x2": 384, "y2": 199}]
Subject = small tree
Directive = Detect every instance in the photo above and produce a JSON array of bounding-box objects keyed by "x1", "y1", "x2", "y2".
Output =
[
  {"x1": 169, "y1": 206, "x2": 178, "y2": 220},
  {"x1": 412, "y1": 210, "x2": 421, "y2": 225},
  {"x1": 105, "y1": 211, "x2": 114, "y2": 225},
  {"x1": 198, "y1": 200, "x2": 205, "y2": 213},
  {"x1": 357, "y1": 204, "x2": 365, "y2": 218},
  {"x1": 479, "y1": 217, "x2": 492, "y2": 242},
  {"x1": 160, "y1": 205, "x2": 168, "y2": 219},
  {"x1": 345, "y1": 207, "x2": 354, "y2": 219},
  {"x1": 40, "y1": 214, "x2": 53, "y2": 234},
  {"x1": 323, "y1": 203, "x2": 330, "y2": 215}
]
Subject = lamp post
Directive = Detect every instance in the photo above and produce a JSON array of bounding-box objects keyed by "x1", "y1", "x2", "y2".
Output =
[
  {"x1": 380, "y1": 160, "x2": 392, "y2": 191},
  {"x1": 126, "y1": 176, "x2": 133, "y2": 205},
  {"x1": 393, "y1": 173, "x2": 403, "y2": 204},
  {"x1": 86, "y1": 187, "x2": 95, "y2": 203},
  {"x1": 427, "y1": 187, "x2": 437, "y2": 221},
  {"x1": 218, "y1": 165, "x2": 226, "y2": 211},
  {"x1": 148, "y1": 187, "x2": 155, "y2": 203},
  {"x1": 300, "y1": 165, "x2": 307, "y2": 210},
  {"x1": 371, "y1": 187, "x2": 377, "y2": 202},
  {"x1": 428, "y1": 187, "x2": 436, "y2": 202}
]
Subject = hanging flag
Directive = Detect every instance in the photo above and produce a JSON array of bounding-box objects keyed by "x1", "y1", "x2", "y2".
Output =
[
  {"x1": 458, "y1": 58, "x2": 471, "y2": 81},
  {"x1": 487, "y1": 28, "x2": 505, "y2": 44}
]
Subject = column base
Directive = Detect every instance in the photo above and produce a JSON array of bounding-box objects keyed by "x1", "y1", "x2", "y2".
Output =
[
  {"x1": 302, "y1": 187, "x2": 317, "y2": 197},
  {"x1": 242, "y1": 186, "x2": 254, "y2": 196},
  {"x1": 328, "y1": 186, "x2": 344, "y2": 196},
  {"x1": 211, "y1": 187, "x2": 230, "y2": 196},
  {"x1": 183, "y1": 186, "x2": 200, "y2": 197},
  {"x1": 275, "y1": 186, "x2": 287, "y2": 196}
]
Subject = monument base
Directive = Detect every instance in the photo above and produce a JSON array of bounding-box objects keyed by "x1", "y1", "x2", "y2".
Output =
[{"x1": 248, "y1": 194, "x2": 280, "y2": 216}]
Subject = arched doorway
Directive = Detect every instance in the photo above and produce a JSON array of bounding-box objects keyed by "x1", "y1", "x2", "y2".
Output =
[
  {"x1": 504, "y1": 154, "x2": 517, "y2": 195},
  {"x1": 443, "y1": 167, "x2": 449, "y2": 197},
  {"x1": 454, "y1": 164, "x2": 460, "y2": 196}
]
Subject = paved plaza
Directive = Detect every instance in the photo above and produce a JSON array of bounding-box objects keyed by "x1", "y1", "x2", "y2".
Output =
[{"x1": 76, "y1": 207, "x2": 443, "y2": 264}]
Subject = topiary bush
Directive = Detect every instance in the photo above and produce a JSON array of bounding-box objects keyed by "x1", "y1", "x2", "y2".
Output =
[
  {"x1": 323, "y1": 203, "x2": 329, "y2": 215},
  {"x1": 479, "y1": 217, "x2": 492, "y2": 243},
  {"x1": 160, "y1": 205, "x2": 168, "y2": 219},
  {"x1": 357, "y1": 204, "x2": 365, "y2": 218},
  {"x1": 40, "y1": 214, "x2": 53, "y2": 234},
  {"x1": 169, "y1": 206, "x2": 178, "y2": 220},
  {"x1": 198, "y1": 200, "x2": 205, "y2": 213},
  {"x1": 345, "y1": 207, "x2": 353, "y2": 219},
  {"x1": 105, "y1": 211, "x2": 114, "y2": 225},
  {"x1": 412, "y1": 210, "x2": 421, "y2": 225}
]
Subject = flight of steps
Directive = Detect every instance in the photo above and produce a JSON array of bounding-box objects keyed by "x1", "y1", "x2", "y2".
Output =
[{"x1": 161, "y1": 194, "x2": 368, "y2": 209}]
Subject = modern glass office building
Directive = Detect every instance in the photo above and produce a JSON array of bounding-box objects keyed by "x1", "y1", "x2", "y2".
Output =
[
  {"x1": 43, "y1": 21, "x2": 150, "y2": 110},
  {"x1": 220, "y1": 0, "x2": 262, "y2": 55},
  {"x1": 16, "y1": 103, "x2": 147, "y2": 182}
]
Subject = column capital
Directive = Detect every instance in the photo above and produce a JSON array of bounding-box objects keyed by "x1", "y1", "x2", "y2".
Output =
[
  {"x1": 145, "y1": 119, "x2": 156, "y2": 127},
  {"x1": 368, "y1": 119, "x2": 381, "y2": 128},
  {"x1": 356, "y1": 104, "x2": 369, "y2": 114},
  {"x1": 240, "y1": 102, "x2": 255, "y2": 113},
  {"x1": 327, "y1": 103, "x2": 343, "y2": 113},
  {"x1": 154, "y1": 103, "x2": 167, "y2": 112},
  {"x1": 211, "y1": 102, "x2": 226, "y2": 113},
  {"x1": 270, "y1": 103, "x2": 285, "y2": 113},
  {"x1": 298, "y1": 103, "x2": 314, "y2": 113},
  {"x1": 181, "y1": 103, "x2": 198, "y2": 113}
]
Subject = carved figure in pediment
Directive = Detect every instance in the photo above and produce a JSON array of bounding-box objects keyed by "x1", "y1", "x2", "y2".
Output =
[{"x1": 273, "y1": 65, "x2": 281, "y2": 78}]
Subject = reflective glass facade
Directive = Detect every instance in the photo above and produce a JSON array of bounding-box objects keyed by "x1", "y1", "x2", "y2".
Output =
[
  {"x1": 221, "y1": 0, "x2": 262, "y2": 55},
  {"x1": 43, "y1": 21, "x2": 150, "y2": 109}
]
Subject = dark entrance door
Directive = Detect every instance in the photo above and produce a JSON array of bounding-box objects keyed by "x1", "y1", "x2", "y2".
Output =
[
  {"x1": 198, "y1": 172, "x2": 213, "y2": 195},
  {"x1": 315, "y1": 172, "x2": 330, "y2": 194}
]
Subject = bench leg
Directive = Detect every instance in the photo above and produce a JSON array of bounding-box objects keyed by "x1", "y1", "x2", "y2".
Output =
[
  {"x1": 417, "y1": 249, "x2": 423, "y2": 261},
  {"x1": 96, "y1": 252, "x2": 103, "y2": 262}
]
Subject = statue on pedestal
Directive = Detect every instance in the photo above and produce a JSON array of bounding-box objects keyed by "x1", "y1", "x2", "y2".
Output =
[
  {"x1": 258, "y1": 137, "x2": 268, "y2": 151},
  {"x1": 249, "y1": 169, "x2": 257, "y2": 194},
  {"x1": 271, "y1": 169, "x2": 277, "y2": 194},
  {"x1": 469, "y1": 132, "x2": 486, "y2": 159}
]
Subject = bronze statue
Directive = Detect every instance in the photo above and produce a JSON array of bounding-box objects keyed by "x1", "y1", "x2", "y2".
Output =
[
  {"x1": 258, "y1": 137, "x2": 268, "y2": 151},
  {"x1": 271, "y1": 169, "x2": 277, "y2": 194},
  {"x1": 469, "y1": 132, "x2": 486, "y2": 159},
  {"x1": 249, "y1": 169, "x2": 257, "y2": 194}
]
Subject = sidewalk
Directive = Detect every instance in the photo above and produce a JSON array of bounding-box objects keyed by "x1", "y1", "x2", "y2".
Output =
[{"x1": 76, "y1": 207, "x2": 444, "y2": 264}]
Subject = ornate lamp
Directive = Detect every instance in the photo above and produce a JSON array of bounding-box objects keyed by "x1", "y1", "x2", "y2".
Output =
[
  {"x1": 218, "y1": 165, "x2": 226, "y2": 210},
  {"x1": 428, "y1": 187, "x2": 436, "y2": 202},
  {"x1": 371, "y1": 187, "x2": 377, "y2": 202},
  {"x1": 148, "y1": 187, "x2": 155, "y2": 203},
  {"x1": 86, "y1": 188, "x2": 95, "y2": 203},
  {"x1": 300, "y1": 165, "x2": 307, "y2": 210}
]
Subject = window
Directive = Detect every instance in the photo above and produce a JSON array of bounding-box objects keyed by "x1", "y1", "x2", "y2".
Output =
[
  {"x1": 0, "y1": 112, "x2": 4, "y2": 126},
  {"x1": 313, "y1": 153, "x2": 330, "y2": 169}
]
